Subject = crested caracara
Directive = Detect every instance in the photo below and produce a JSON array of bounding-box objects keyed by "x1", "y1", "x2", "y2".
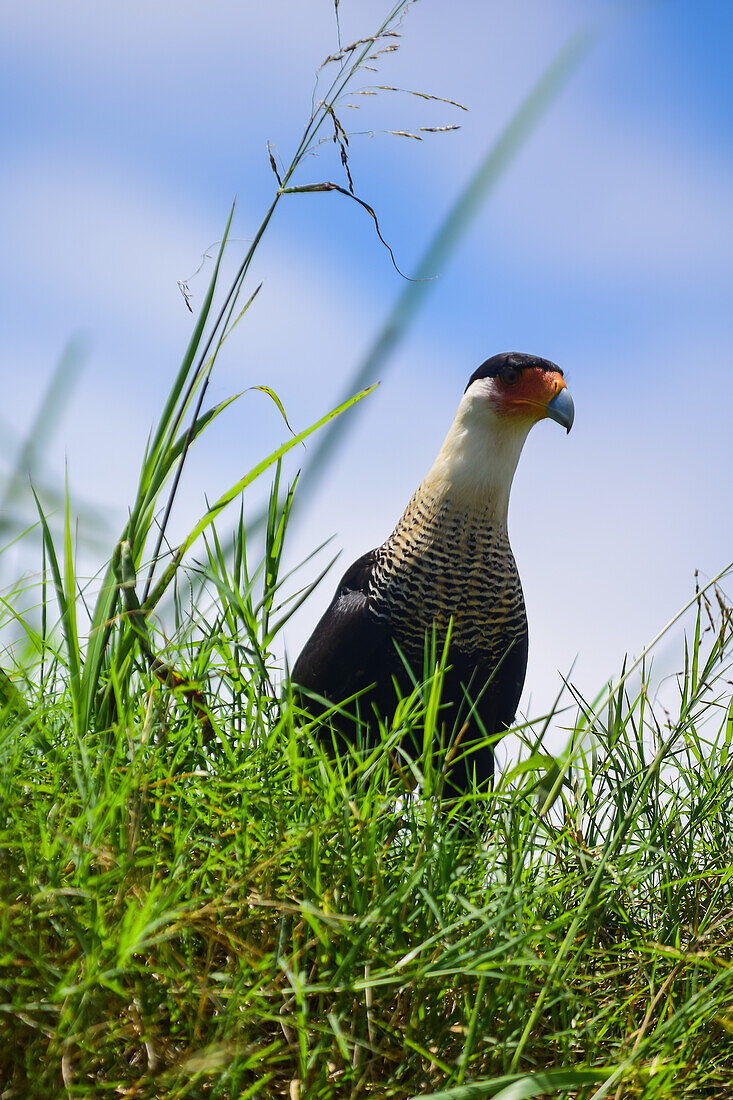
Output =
[{"x1": 292, "y1": 352, "x2": 574, "y2": 794}]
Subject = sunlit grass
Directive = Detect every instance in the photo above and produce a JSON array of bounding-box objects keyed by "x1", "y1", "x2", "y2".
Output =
[{"x1": 1, "y1": 555, "x2": 731, "y2": 1097}]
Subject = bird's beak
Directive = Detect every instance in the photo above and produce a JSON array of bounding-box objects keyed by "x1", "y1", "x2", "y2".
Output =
[{"x1": 545, "y1": 385, "x2": 574, "y2": 433}]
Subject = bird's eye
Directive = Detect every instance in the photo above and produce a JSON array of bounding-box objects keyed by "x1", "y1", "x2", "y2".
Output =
[{"x1": 501, "y1": 368, "x2": 520, "y2": 387}]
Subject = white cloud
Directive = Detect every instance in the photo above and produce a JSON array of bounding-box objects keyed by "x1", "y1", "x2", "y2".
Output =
[
  {"x1": 481, "y1": 109, "x2": 733, "y2": 280},
  {"x1": 6, "y1": 0, "x2": 729, "y2": 290},
  {"x1": 0, "y1": 156, "x2": 209, "y2": 341}
]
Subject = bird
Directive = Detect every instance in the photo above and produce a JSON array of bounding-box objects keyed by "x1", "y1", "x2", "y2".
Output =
[{"x1": 292, "y1": 352, "x2": 574, "y2": 796}]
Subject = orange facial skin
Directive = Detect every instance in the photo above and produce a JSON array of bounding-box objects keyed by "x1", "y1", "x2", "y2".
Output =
[{"x1": 490, "y1": 368, "x2": 567, "y2": 421}]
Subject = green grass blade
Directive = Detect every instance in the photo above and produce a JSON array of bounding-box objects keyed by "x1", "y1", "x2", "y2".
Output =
[
  {"x1": 142, "y1": 385, "x2": 376, "y2": 614},
  {"x1": 144, "y1": 202, "x2": 236, "y2": 472},
  {"x1": 32, "y1": 487, "x2": 81, "y2": 731}
]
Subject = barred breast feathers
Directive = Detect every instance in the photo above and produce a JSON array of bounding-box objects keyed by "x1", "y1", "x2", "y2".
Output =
[
  {"x1": 367, "y1": 387, "x2": 533, "y2": 665},
  {"x1": 372, "y1": 491, "x2": 525, "y2": 650}
]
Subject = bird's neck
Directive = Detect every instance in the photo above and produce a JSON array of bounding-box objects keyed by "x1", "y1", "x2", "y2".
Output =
[{"x1": 415, "y1": 397, "x2": 532, "y2": 526}]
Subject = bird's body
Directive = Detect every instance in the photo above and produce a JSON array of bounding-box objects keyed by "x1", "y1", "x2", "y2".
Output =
[{"x1": 292, "y1": 353, "x2": 574, "y2": 793}]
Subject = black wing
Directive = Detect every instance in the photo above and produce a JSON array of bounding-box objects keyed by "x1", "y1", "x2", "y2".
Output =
[
  {"x1": 291, "y1": 551, "x2": 393, "y2": 719},
  {"x1": 430, "y1": 632, "x2": 528, "y2": 793}
]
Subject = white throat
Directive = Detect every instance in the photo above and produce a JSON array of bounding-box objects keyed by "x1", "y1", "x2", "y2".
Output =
[{"x1": 419, "y1": 390, "x2": 533, "y2": 523}]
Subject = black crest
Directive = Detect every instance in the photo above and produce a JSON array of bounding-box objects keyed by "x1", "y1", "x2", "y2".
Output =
[{"x1": 465, "y1": 352, "x2": 562, "y2": 393}]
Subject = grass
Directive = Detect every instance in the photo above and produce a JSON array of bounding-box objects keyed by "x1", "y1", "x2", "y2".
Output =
[
  {"x1": 2, "y1": 540, "x2": 732, "y2": 1098},
  {"x1": 2, "y1": 3, "x2": 732, "y2": 1096}
]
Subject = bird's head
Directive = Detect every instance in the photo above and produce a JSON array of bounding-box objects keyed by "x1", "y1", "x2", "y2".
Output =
[
  {"x1": 425, "y1": 352, "x2": 574, "y2": 513},
  {"x1": 463, "y1": 352, "x2": 574, "y2": 434}
]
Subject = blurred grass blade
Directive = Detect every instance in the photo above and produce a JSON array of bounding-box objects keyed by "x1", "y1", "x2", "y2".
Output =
[
  {"x1": 0, "y1": 338, "x2": 104, "y2": 544},
  {"x1": 295, "y1": 26, "x2": 595, "y2": 503},
  {"x1": 0, "y1": 338, "x2": 85, "y2": 511},
  {"x1": 414, "y1": 1066, "x2": 617, "y2": 1099}
]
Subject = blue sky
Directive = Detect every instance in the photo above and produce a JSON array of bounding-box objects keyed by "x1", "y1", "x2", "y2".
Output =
[{"x1": 1, "y1": 0, "x2": 731, "y2": 745}]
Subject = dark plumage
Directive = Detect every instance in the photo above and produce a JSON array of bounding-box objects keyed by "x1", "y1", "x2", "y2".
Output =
[{"x1": 292, "y1": 353, "x2": 574, "y2": 794}]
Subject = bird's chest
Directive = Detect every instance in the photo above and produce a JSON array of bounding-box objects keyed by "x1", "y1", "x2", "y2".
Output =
[{"x1": 369, "y1": 501, "x2": 526, "y2": 663}]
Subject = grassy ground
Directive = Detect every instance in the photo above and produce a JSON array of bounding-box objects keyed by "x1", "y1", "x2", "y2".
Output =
[
  {"x1": 1, "y1": 535, "x2": 732, "y2": 1098},
  {"x1": 2, "y1": 5, "x2": 732, "y2": 1096}
]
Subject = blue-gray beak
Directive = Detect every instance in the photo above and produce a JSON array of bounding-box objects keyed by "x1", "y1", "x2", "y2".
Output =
[{"x1": 545, "y1": 387, "x2": 575, "y2": 433}]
